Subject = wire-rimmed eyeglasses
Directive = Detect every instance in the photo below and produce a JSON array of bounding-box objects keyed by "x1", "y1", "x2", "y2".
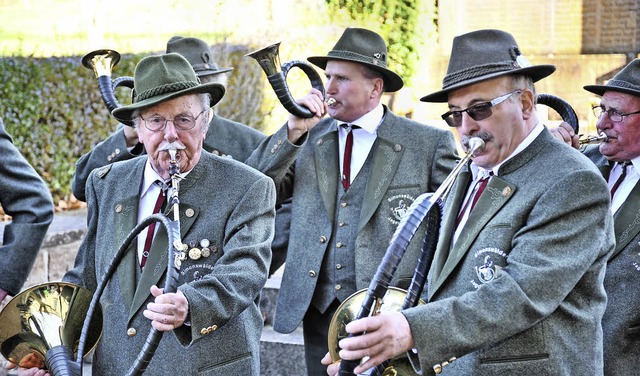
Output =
[
  {"x1": 442, "y1": 90, "x2": 523, "y2": 127},
  {"x1": 592, "y1": 105, "x2": 640, "y2": 123},
  {"x1": 139, "y1": 108, "x2": 208, "y2": 131}
]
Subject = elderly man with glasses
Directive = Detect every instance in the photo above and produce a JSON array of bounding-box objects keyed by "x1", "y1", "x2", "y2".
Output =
[
  {"x1": 12, "y1": 53, "x2": 275, "y2": 376},
  {"x1": 552, "y1": 58, "x2": 640, "y2": 375},
  {"x1": 324, "y1": 29, "x2": 615, "y2": 376}
]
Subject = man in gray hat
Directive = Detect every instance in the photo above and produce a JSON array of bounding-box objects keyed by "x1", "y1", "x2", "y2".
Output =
[
  {"x1": 323, "y1": 29, "x2": 615, "y2": 375},
  {"x1": 245, "y1": 27, "x2": 459, "y2": 375},
  {"x1": 15, "y1": 53, "x2": 275, "y2": 375},
  {"x1": 72, "y1": 36, "x2": 266, "y2": 202},
  {"x1": 552, "y1": 58, "x2": 640, "y2": 375}
]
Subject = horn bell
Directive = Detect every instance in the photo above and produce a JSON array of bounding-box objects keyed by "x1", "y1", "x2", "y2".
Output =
[{"x1": 0, "y1": 282, "x2": 102, "y2": 370}]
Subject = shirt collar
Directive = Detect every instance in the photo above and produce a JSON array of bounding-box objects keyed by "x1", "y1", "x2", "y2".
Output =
[
  {"x1": 470, "y1": 122, "x2": 544, "y2": 179},
  {"x1": 337, "y1": 103, "x2": 384, "y2": 135}
]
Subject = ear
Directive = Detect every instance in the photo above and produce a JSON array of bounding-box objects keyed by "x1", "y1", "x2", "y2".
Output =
[
  {"x1": 520, "y1": 89, "x2": 535, "y2": 120},
  {"x1": 370, "y1": 77, "x2": 384, "y2": 99}
]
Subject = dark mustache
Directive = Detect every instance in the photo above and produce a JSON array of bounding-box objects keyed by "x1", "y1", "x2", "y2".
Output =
[{"x1": 461, "y1": 133, "x2": 492, "y2": 150}]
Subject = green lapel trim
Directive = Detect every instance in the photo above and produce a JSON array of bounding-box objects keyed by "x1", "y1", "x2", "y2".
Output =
[
  {"x1": 428, "y1": 170, "x2": 471, "y2": 296},
  {"x1": 358, "y1": 137, "x2": 404, "y2": 233},
  {"x1": 128, "y1": 203, "x2": 200, "y2": 322},
  {"x1": 430, "y1": 176, "x2": 515, "y2": 299},
  {"x1": 612, "y1": 181, "x2": 640, "y2": 259},
  {"x1": 315, "y1": 131, "x2": 340, "y2": 221},
  {"x1": 114, "y1": 195, "x2": 140, "y2": 310}
]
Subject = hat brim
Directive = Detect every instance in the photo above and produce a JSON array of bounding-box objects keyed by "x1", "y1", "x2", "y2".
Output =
[
  {"x1": 308, "y1": 56, "x2": 404, "y2": 92},
  {"x1": 583, "y1": 83, "x2": 640, "y2": 97},
  {"x1": 195, "y1": 67, "x2": 233, "y2": 77},
  {"x1": 112, "y1": 82, "x2": 225, "y2": 125},
  {"x1": 420, "y1": 65, "x2": 556, "y2": 103}
]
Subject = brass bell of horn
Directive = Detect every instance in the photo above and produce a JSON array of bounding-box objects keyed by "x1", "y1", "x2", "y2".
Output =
[
  {"x1": 246, "y1": 42, "x2": 326, "y2": 118},
  {"x1": 0, "y1": 282, "x2": 103, "y2": 375},
  {"x1": 82, "y1": 49, "x2": 135, "y2": 125}
]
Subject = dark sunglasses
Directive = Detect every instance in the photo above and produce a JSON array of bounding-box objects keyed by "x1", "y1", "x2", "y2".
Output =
[{"x1": 442, "y1": 90, "x2": 523, "y2": 127}]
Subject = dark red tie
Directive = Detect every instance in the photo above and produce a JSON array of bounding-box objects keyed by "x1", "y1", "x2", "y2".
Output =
[
  {"x1": 341, "y1": 125, "x2": 359, "y2": 190},
  {"x1": 455, "y1": 172, "x2": 492, "y2": 228},
  {"x1": 140, "y1": 183, "x2": 166, "y2": 268},
  {"x1": 610, "y1": 161, "x2": 630, "y2": 198}
]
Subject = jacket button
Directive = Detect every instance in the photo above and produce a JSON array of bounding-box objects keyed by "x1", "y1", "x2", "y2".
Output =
[
  {"x1": 338, "y1": 221, "x2": 346, "y2": 227},
  {"x1": 336, "y1": 264, "x2": 342, "y2": 269},
  {"x1": 308, "y1": 270, "x2": 317, "y2": 277},
  {"x1": 127, "y1": 328, "x2": 137, "y2": 337},
  {"x1": 319, "y1": 236, "x2": 327, "y2": 243},
  {"x1": 340, "y1": 202, "x2": 348, "y2": 208},
  {"x1": 336, "y1": 242, "x2": 344, "y2": 248},
  {"x1": 335, "y1": 284, "x2": 341, "y2": 290}
]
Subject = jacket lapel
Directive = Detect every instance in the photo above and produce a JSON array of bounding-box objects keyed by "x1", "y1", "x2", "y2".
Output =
[
  {"x1": 428, "y1": 169, "x2": 471, "y2": 292},
  {"x1": 612, "y1": 181, "x2": 640, "y2": 259},
  {"x1": 358, "y1": 117, "x2": 404, "y2": 233},
  {"x1": 430, "y1": 176, "x2": 515, "y2": 298},
  {"x1": 115, "y1": 195, "x2": 140, "y2": 310},
  {"x1": 315, "y1": 130, "x2": 340, "y2": 220},
  {"x1": 128, "y1": 202, "x2": 199, "y2": 322}
]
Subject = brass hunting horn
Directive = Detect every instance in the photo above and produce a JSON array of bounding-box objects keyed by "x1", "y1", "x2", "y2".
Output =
[
  {"x1": 82, "y1": 49, "x2": 135, "y2": 124},
  {"x1": 246, "y1": 42, "x2": 329, "y2": 118},
  {"x1": 328, "y1": 137, "x2": 485, "y2": 376}
]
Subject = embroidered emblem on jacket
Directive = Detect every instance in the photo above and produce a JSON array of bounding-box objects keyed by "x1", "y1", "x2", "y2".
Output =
[
  {"x1": 471, "y1": 247, "x2": 507, "y2": 288},
  {"x1": 386, "y1": 194, "x2": 416, "y2": 224}
]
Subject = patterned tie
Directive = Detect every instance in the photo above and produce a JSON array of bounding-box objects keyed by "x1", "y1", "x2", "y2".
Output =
[
  {"x1": 140, "y1": 181, "x2": 167, "y2": 268},
  {"x1": 610, "y1": 161, "x2": 630, "y2": 198},
  {"x1": 341, "y1": 124, "x2": 360, "y2": 190},
  {"x1": 455, "y1": 171, "x2": 493, "y2": 229}
]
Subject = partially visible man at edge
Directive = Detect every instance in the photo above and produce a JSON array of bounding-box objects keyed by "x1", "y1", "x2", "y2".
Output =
[
  {"x1": 552, "y1": 58, "x2": 640, "y2": 375},
  {"x1": 0, "y1": 117, "x2": 54, "y2": 304}
]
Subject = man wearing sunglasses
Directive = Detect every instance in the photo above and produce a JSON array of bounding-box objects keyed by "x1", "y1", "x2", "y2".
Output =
[
  {"x1": 324, "y1": 29, "x2": 615, "y2": 375},
  {"x1": 552, "y1": 58, "x2": 640, "y2": 375}
]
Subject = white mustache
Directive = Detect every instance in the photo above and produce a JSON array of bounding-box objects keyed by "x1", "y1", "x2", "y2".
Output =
[{"x1": 159, "y1": 142, "x2": 186, "y2": 152}]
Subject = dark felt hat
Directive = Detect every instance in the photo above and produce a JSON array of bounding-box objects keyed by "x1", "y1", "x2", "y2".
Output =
[
  {"x1": 166, "y1": 36, "x2": 233, "y2": 77},
  {"x1": 307, "y1": 27, "x2": 404, "y2": 92},
  {"x1": 112, "y1": 53, "x2": 225, "y2": 125},
  {"x1": 584, "y1": 58, "x2": 640, "y2": 97},
  {"x1": 420, "y1": 29, "x2": 556, "y2": 102}
]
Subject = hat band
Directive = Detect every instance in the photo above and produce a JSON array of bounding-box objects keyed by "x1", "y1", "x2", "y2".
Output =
[
  {"x1": 327, "y1": 50, "x2": 387, "y2": 68},
  {"x1": 443, "y1": 62, "x2": 516, "y2": 89},
  {"x1": 135, "y1": 81, "x2": 199, "y2": 102},
  {"x1": 191, "y1": 62, "x2": 218, "y2": 72},
  {"x1": 605, "y1": 79, "x2": 640, "y2": 93}
]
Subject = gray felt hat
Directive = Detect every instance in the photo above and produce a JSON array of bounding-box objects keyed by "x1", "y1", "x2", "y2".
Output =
[
  {"x1": 112, "y1": 53, "x2": 225, "y2": 125},
  {"x1": 584, "y1": 58, "x2": 640, "y2": 97},
  {"x1": 307, "y1": 27, "x2": 404, "y2": 92},
  {"x1": 420, "y1": 29, "x2": 556, "y2": 102},
  {"x1": 166, "y1": 36, "x2": 233, "y2": 77}
]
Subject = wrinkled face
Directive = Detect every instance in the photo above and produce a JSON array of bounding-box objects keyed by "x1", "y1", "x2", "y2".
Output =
[
  {"x1": 596, "y1": 91, "x2": 640, "y2": 162},
  {"x1": 135, "y1": 94, "x2": 210, "y2": 179},
  {"x1": 324, "y1": 60, "x2": 383, "y2": 123},
  {"x1": 448, "y1": 76, "x2": 534, "y2": 169}
]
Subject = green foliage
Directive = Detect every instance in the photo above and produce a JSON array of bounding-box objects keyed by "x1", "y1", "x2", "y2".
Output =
[
  {"x1": 326, "y1": 0, "x2": 436, "y2": 87},
  {"x1": 0, "y1": 45, "x2": 272, "y2": 205}
]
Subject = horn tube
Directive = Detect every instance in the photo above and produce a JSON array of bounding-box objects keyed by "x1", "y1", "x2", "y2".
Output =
[
  {"x1": 329, "y1": 138, "x2": 485, "y2": 376},
  {"x1": 246, "y1": 42, "x2": 326, "y2": 118}
]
